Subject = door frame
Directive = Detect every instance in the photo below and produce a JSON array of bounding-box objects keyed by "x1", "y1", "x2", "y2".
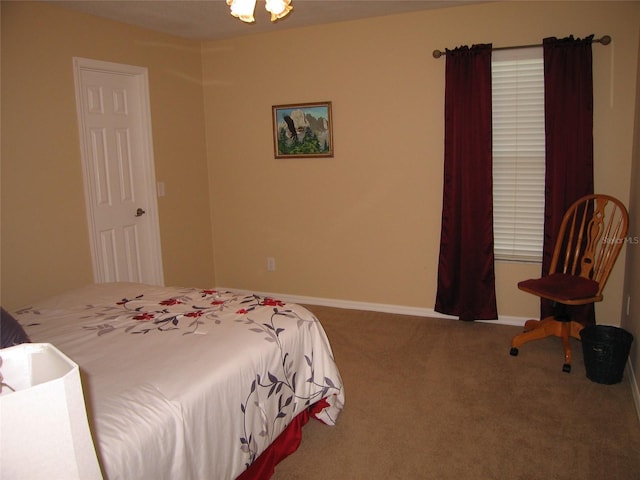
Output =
[{"x1": 73, "y1": 57, "x2": 164, "y2": 285}]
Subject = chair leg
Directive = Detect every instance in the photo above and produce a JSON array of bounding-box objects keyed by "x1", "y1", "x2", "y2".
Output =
[
  {"x1": 561, "y1": 322, "x2": 572, "y2": 372},
  {"x1": 510, "y1": 317, "x2": 584, "y2": 373},
  {"x1": 569, "y1": 320, "x2": 584, "y2": 340},
  {"x1": 523, "y1": 318, "x2": 543, "y2": 331},
  {"x1": 562, "y1": 321, "x2": 585, "y2": 373},
  {"x1": 511, "y1": 317, "x2": 562, "y2": 349}
]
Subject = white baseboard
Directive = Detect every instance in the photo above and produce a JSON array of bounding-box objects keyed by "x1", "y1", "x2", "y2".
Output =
[
  {"x1": 218, "y1": 287, "x2": 528, "y2": 327},
  {"x1": 628, "y1": 361, "x2": 640, "y2": 424}
]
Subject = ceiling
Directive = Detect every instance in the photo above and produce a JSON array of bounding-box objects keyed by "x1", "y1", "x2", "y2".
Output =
[{"x1": 47, "y1": 0, "x2": 482, "y2": 41}]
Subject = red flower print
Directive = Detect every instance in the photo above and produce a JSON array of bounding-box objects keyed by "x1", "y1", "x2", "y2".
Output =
[
  {"x1": 160, "y1": 298, "x2": 183, "y2": 306},
  {"x1": 134, "y1": 312, "x2": 155, "y2": 321},
  {"x1": 211, "y1": 300, "x2": 225, "y2": 306},
  {"x1": 262, "y1": 298, "x2": 285, "y2": 307},
  {"x1": 185, "y1": 311, "x2": 204, "y2": 318},
  {"x1": 201, "y1": 289, "x2": 217, "y2": 295},
  {"x1": 236, "y1": 308, "x2": 249, "y2": 315}
]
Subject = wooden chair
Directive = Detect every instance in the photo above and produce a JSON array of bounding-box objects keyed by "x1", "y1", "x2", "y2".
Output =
[{"x1": 509, "y1": 194, "x2": 629, "y2": 372}]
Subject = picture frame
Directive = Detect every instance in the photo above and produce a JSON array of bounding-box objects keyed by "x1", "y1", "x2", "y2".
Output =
[{"x1": 272, "y1": 101, "x2": 333, "y2": 158}]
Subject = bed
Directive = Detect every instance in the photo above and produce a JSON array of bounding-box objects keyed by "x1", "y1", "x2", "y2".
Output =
[{"x1": 11, "y1": 282, "x2": 345, "y2": 480}]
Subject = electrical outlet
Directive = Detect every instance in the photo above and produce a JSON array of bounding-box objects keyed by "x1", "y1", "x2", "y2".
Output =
[{"x1": 267, "y1": 257, "x2": 276, "y2": 272}]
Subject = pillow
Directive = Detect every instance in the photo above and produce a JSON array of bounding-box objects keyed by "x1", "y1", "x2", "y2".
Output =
[{"x1": 1, "y1": 307, "x2": 31, "y2": 348}]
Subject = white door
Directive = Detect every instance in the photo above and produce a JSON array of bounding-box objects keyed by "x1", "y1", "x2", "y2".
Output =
[{"x1": 73, "y1": 58, "x2": 164, "y2": 285}]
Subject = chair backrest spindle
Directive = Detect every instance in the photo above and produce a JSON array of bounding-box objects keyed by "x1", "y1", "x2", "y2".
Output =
[{"x1": 549, "y1": 194, "x2": 629, "y2": 298}]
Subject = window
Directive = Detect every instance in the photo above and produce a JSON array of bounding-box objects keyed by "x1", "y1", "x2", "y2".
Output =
[{"x1": 492, "y1": 47, "x2": 545, "y2": 263}]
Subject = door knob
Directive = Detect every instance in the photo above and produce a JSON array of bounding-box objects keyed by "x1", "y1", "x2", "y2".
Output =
[{"x1": 135, "y1": 208, "x2": 146, "y2": 217}]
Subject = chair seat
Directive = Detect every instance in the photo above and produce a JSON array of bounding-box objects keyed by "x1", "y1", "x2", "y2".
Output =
[{"x1": 518, "y1": 273, "x2": 599, "y2": 302}]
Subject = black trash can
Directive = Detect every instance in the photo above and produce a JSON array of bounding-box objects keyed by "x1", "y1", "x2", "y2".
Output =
[{"x1": 580, "y1": 325, "x2": 634, "y2": 385}]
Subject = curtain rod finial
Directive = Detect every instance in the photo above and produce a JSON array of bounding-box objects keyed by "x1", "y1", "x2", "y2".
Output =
[
  {"x1": 599, "y1": 35, "x2": 612, "y2": 45},
  {"x1": 433, "y1": 49, "x2": 444, "y2": 58}
]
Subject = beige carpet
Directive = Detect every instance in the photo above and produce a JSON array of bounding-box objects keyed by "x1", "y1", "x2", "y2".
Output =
[{"x1": 274, "y1": 306, "x2": 640, "y2": 480}]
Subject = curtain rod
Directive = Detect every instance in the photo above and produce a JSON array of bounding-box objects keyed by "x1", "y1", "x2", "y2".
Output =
[{"x1": 432, "y1": 35, "x2": 611, "y2": 58}]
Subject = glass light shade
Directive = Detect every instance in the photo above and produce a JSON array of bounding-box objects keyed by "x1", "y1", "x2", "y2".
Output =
[
  {"x1": 265, "y1": 0, "x2": 293, "y2": 21},
  {"x1": 226, "y1": 0, "x2": 257, "y2": 23}
]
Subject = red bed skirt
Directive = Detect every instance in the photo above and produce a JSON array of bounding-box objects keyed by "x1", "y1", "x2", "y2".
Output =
[{"x1": 236, "y1": 399, "x2": 330, "y2": 480}]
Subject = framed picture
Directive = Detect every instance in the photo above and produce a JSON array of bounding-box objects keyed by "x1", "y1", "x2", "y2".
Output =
[{"x1": 272, "y1": 101, "x2": 333, "y2": 158}]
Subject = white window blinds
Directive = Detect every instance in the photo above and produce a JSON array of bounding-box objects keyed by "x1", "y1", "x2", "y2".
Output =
[{"x1": 492, "y1": 47, "x2": 545, "y2": 262}]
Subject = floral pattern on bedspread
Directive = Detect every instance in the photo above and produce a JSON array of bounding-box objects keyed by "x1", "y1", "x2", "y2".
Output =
[
  {"x1": 237, "y1": 306, "x2": 341, "y2": 468},
  {"x1": 19, "y1": 289, "x2": 301, "y2": 336},
  {"x1": 16, "y1": 284, "x2": 344, "y2": 478}
]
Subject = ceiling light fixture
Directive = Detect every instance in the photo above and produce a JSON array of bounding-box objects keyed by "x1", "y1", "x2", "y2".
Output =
[{"x1": 226, "y1": 0, "x2": 293, "y2": 24}]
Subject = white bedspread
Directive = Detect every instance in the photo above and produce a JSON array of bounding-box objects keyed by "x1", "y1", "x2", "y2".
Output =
[{"x1": 17, "y1": 283, "x2": 344, "y2": 480}]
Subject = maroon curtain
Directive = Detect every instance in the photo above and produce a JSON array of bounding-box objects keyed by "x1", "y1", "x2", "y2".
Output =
[
  {"x1": 435, "y1": 44, "x2": 498, "y2": 321},
  {"x1": 541, "y1": 35, "x2": 595, "y2": 324}
]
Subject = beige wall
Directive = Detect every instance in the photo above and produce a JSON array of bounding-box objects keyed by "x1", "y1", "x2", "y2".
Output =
[
  {"x1": 202, "y1": 1, "x2": 639, "y2": 325},
  {"x1": 621, "y1": 26, "x2": 640, "y2": 404},
  {"x1": 1, "y1": 0, "x2": 638, "y2": 336},
  {"x1": 1, "y1": 2, "x2": 214, "y2": 309}
]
